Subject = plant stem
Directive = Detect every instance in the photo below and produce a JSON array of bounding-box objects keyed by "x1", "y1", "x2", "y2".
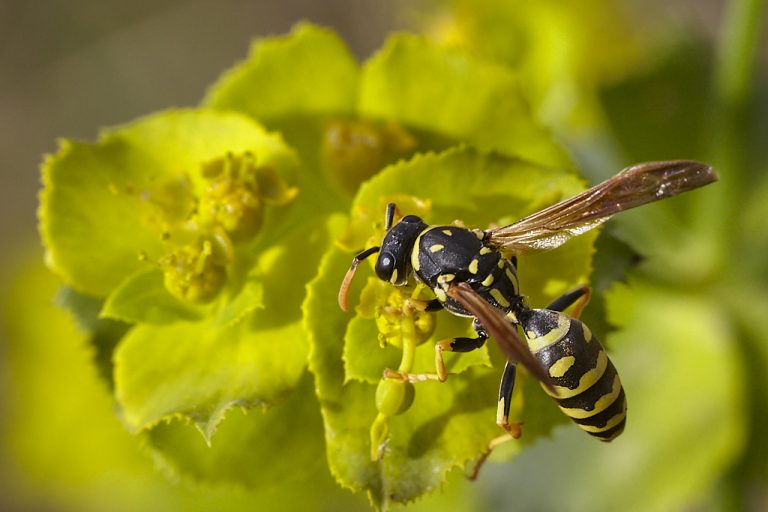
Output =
[
  {"x1": 698, "y1": 0, "x2": 765, "y2": 274},
  {"x1": 710, "y1": 0, "x2": 765, "y2": 189},
  {"x1": 398, "y1": 312, "x2": 417, "y2": 373},
  {"x1": 713, "y1": 0, "x2": 766, "y2": 508},
  {"x1": 715, "y1": 0, "x2": 766, "y2": 108}
]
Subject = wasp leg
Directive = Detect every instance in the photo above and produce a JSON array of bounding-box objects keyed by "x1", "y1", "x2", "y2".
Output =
[
  {"x1": 467, "y1": 432, "x2": 518, "y2": 481},
  {"x1": 430, "y1": 318, "x2": 488, "y2": 381},
  {"x1": 496, "y1": 361, "x2": 523, "y2": 435},
  {"x1": 468, "y1": 363, "x2": 523, "y2": 481},
  {"x1": 470, "y1": 344, "x2": 526, "y2": 480},
  {"x1": 385, "y1": 319, "x2": 488, "y2": 383},
  {"x1": 546, "y1": 285, "x2": 591, "y2": 319},
  {"x1": 399, "y1": 298, "x2": 443, "y2": 312},
  {"x1": 424, "y1": 298, "x2": 444, "y2": 312},
  {"x1": 382, "y1": 296, "x2": 443, "y2": 318}
]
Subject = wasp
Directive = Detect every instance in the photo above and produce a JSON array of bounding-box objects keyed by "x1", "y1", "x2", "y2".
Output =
[{"x1": 338, "y1": 160, "x2": 716, "y2": 453}]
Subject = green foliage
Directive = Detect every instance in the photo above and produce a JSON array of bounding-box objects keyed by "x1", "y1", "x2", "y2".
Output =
[
  {"x1": 34, "y1": 23, "x2": 590, "y2": 509},
  {"x1": 204, "y1": 23, "x2": 359, "y2": 121},
  {"x1": 0, "y1": 255, "x2": 366, "y2": 511},
  {"x1": 358, "y1": 34, "x2": 572, "y2": 169},
  {"x1": 418, "y1": 0, "x2": 652, "y2": 129},
  {"x1": 9, "y1": 2, "x2": 766, "y2": 510}
]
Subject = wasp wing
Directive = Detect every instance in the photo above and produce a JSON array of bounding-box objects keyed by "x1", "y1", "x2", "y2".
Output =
[
  {"x1": 486, "y1": 160, "x2": 716, "y2": 254},
  {"x1": 446, "y1": 282, "x2": 554, "y2": 392}
]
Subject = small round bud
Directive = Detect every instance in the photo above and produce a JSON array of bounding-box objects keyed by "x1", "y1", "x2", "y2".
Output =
[{"x1": 375, "y1": 379, "x2": 415, "y2": 417}]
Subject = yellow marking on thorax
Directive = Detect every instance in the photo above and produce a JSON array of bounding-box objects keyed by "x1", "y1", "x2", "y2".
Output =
[
  {"x1": 582, "y1": 323, "x2": 593, "y2": 342},
  {"x1": 468, "y1": 259, "x2": 479, "y2": 274},
  {"x1": 434, "y1": 287, "x2": 447, "y2": 302},
  {"x1": 504, "y1": 265, "x2": 519, "y2": 291},
  {"x1": 548, "y1": 355, "x2": 576, "y2": 378},
  {"x1": 525, "y1": 314, "x2": 570, "y2": 352},
  {"x1": 472, "y1": 229, "x2": 484, "y2": 240},
  {"x1": 390, "y1": 269, "x2": 398, "y2": 284},
  {"x1": 429, "y1": 244, "x2": 444, "y2": 253},
  {"x1": 497, "y1": 260, "x2": 505, "y2": 269},
  {"x1": 442, "y1": 229, "x2": 453, "y2": 236},
  {"x1": 490, "y1": 288, "x2": 511, "y2": 308},
  {"x1": 482, "y1": 273, "x2": 494, "y2": 286},
  {"x1": 411, "y1": 232, "x2": 424, "y2": 271},
  {"x1": 479, "y1": 247, "x2": 492, "y2": 255},
  {"x1": 558, "y1": 373, "x2": 623, "y2": 418},
  {"x1": 505, "y1": 311, "x2": 518, "y2": 322},
  {"x1": 438, "y1": 274, "x2": 455, "y2": 284},
  {"x1": 544, "y1": 351, "x2": 608, "y2": 399}
]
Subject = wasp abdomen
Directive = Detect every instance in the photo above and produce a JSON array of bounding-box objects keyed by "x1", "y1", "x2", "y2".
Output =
[{"x1": 520, "y1": 309, "x2": 627, "y2": 441}]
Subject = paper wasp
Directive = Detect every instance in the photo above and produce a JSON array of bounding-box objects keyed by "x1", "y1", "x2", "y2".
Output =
[{"x1": 338, "y1": 160, "x2": 717, "y2": 458}]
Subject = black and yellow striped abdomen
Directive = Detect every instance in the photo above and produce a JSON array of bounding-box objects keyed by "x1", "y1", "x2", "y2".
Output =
[{"x1": 519, "y1": 308, "x2": 627, "y2": 441}]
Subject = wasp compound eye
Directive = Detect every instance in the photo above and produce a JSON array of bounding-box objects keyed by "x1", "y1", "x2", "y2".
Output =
[{"x1": 375, "y1": 252, "x2": 395, "y2": 281}]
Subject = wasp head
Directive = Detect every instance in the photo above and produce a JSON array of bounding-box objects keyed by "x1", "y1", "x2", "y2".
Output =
[
  {"x1": 338, "y1": 204, "x2": 427, "y2": 311},
  {"x1": 374, "y1": 214, "x2": 426, "y2": 285}
]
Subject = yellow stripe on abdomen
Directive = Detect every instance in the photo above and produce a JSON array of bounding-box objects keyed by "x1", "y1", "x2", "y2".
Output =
[
  {"x1": 525, "y1": 314, "x2": 570, "y2": 353},
  {"x1": 544, "y1": 351, "x2": 607, "y2": 399},
  {"x1": 523, "y1": 309, "x2": 627, "y2": 442},
  {"x1": 579, "y1": 410, "x2": 626, "y2": 433},
  {"x1": 558, "y1": 373, "x2": 622, "y2": 418}
]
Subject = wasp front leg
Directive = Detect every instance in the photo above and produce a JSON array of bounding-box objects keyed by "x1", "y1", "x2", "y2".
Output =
[{"x1": 381, "y1": 285, "x2": 444, "y2": 317}]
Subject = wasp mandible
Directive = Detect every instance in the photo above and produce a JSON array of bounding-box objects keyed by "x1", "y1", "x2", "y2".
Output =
[{"x1": 338, "y1": 160, "x2": 717, "y2": 453}]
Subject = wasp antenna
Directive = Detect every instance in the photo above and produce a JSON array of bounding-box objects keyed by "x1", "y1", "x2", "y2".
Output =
[
  {"x1": 338, "y1": 246, "x2": 380, "y2": 311},
  {"x1": 384, "y1": 203, "x2": 398, "y2": 230}
]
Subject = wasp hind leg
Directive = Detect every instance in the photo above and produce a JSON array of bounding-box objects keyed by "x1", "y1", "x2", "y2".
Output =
[
  {"x1": 469, "y1": 358, "x2": 527, "y2": 480},
  {"x1": 466, "y1": 359, "x2": 524, "y2": 479},
  {"x1": 496, "y1": 361, "x2": 522, "y2": 436},
  {"x1": 384, "y1": 318, "x2": 488, "y2": 383}
]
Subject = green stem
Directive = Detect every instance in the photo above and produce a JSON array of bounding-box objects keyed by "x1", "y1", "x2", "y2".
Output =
[
  {"x1": 710, "y1": 0, "x2": 765, "y2": 189},
  {"x1": 398, "y1": 312, "x2": 417, "y2": 373},
  {"x1": 715, "y1": 0, "x2": 766, "y2": 108},
  {"x1": 699, "y1": 0, "x2": 765, "y2": 273},
  {"x1": 711, "y1": 0, "x2": 766, "y2": 507}
]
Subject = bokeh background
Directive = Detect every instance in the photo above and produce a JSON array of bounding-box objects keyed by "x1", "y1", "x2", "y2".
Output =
[{"x1": 1, "y1": 0, "x2": 766, "y2": 510}]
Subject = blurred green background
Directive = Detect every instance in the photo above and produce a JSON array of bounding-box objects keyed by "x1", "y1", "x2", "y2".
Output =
[{"x1": 2, "y1": 0, "x2": 767, "y2": 510}]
